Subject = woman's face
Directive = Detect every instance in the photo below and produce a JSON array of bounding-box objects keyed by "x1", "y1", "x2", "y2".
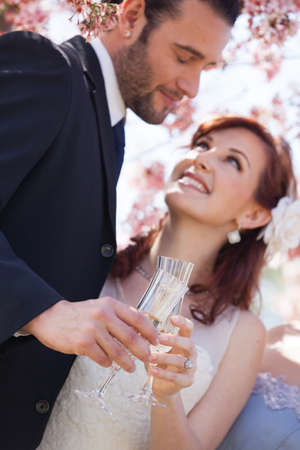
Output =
[{"x1": 165, "y1": 126, "x2": 268, "y2": 228}]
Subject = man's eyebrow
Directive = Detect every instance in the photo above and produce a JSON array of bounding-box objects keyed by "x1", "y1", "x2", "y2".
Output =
[
  {"x1": 174, "y1": 43, "x2": 206, "y2": 60},
  {"x1": 230, "y1": 148, "x2": 251, "y2": 168}
]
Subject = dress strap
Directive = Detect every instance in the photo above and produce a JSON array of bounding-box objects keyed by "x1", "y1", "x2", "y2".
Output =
[
  {"x1": 115, "y1": 278, "x2": 126, "y2": 303},
  {"x1": 99, "y1": 277, "x2": 123, "y2": 302}
]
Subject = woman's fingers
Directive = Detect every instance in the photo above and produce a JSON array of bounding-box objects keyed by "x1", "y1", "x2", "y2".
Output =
[
  {"x1": 159, "y1": 333, "x2": 196, "y2": 357},
  {"x1": 150, "y1": 317, "x2": 197, "y2": 397},
  {"x1": 150, "y1": 352, "x2": 196, "y2": 373},
  {"x1": 150, "y1": 315, "x2": 197, "y2": 395},
  {"x1": 150, "y1": 365, "x2": 194, "y2": 388},
  {"x1": 170, "y1": 315, "x2": 194, "y2": 338}
]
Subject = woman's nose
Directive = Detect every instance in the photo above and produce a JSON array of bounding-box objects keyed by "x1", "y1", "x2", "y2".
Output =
[{"x1": 193, "y1": 153, "x2": 212, "y2": 172}]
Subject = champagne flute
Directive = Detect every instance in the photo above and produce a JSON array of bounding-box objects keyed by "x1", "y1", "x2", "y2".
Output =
[
  {"x1": 157, "y1": 256, "x2": 194, "y2": 334},
  {"x1": 128, "y1": 270, "x2": 189, "y2": 406},
  {"x1": 129, "y1": 259, "x2": 194, "y2": 406},
  {"x1": 153, "y1": 256, "x2": 194, "y2": 351},
  {"x1": 75, "y1": 266, "x2": 189, "y2": 414},
  {"x1": 157, "y1": 256, "x2": 194, "y2": 285}
]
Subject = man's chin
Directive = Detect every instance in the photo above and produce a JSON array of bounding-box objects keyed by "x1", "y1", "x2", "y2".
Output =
[
  {"x1": 128, "y1": 94, "x2": 173, "y2": 124},
  {"x1": 132, "y1": 106, "x2": 170, "y2": 125},
  {"x1": 142, "y1": 116, "x2": 166, "y2": 125}
]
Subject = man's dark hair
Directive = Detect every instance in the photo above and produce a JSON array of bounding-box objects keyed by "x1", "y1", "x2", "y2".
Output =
[
  {"x1": 139, "y1": 0, "x2": 243, "y2": 43},
  {"x1": 109, "y1": 0, "x2": 243, "y2": 43},
  {"x1": 146, "y1": 0, "x2": 242, "y2": 25}
]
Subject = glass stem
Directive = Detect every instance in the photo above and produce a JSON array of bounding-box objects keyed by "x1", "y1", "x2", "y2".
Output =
[
  {"x1": 97, "y1": 365, "x2": 120, "y2": 397},
  {"x1": 142, "y1": 364, "x2": 154, "y2": 395}
]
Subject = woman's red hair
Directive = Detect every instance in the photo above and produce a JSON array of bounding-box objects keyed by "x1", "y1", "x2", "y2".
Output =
[{"x1": 112, "y1": 115, "x2": 296, "y2": 324}]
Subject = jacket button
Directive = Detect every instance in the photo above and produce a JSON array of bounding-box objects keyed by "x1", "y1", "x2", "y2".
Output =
[
  {"x1": 35, "y1": 400, "x2": 50, "y2": 414},
  {"x1": 100, "y1": 243, "x2": 114, "y2": 258}
]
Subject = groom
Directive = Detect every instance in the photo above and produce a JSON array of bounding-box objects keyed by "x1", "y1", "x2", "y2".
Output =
[{"x1": 0, "y1": 0, "x2": 240, "y2": 448}]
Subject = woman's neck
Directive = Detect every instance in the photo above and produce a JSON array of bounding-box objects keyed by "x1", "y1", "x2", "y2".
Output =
[{"x1": 143, "y1": 214, "x2": 227, "y2": 285}]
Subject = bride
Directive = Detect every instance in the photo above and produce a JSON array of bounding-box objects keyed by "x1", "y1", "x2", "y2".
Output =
[{"x1": 38, "y1": 115, "x2": 297, "y2": 450}]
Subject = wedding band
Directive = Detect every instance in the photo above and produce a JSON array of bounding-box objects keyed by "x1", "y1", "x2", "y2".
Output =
[{"x1": 184, "y1": 358, "x2": 193, "y2": 370}]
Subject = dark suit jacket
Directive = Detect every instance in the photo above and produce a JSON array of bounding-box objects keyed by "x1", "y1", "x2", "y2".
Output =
[{"x1": 0, "y1": 31, "x2": 120, "y2": 449}]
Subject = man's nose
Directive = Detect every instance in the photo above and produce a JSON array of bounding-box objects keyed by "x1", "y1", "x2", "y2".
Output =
[{"x1": 177, "y1": 69, "x2": 201, "y2": 99}]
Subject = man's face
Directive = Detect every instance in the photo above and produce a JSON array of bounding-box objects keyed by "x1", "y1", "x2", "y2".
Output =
[{"x1": 113, "y1": 0, "x2": 231, "y2": 124}]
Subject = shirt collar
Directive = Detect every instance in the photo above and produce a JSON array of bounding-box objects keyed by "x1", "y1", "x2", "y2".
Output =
[{"x1": 90, "y1": 38, "x2": 126, "y2": 127}]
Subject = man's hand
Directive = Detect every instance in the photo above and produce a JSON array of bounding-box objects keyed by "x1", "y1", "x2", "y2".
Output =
[{"x1": 23, "y1": 297, "x2": 159, "y2": 372}]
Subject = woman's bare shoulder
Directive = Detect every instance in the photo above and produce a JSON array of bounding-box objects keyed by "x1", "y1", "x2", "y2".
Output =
[
  {"x1": 224, "y1": 310, "x2": 266, "y2": 358},
  {"x1": 236, "y1": 309, "x2": 266, "y2": 338}
]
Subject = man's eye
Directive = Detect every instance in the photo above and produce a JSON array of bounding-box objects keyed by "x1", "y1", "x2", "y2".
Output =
[
  {"x1": 176, "y1": 55, "x2": 189, "y2": 64},
  {"x1": 227, "y1": 156, "x2": 241, "y2": 171},
  {"x1": 195, "y1": 141, "x2": 210, "y2": 151}
]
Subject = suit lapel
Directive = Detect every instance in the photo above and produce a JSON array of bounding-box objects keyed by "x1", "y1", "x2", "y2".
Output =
[{"x1": 62, "y1": 36, "x2": 117, "y2": 228}]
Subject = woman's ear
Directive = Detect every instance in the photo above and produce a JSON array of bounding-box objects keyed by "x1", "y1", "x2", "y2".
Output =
[{"x1": 238, "y1": 206, "x2": 271, "y2": 231}]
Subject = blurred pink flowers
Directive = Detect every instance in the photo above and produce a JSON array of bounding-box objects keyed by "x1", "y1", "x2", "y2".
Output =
[
  {"x1": 0, "y1": 1, "x2": 49, "y2": 33},
  {"x1": 65, "y1": 0, "x2": 119, "y2": 39}
]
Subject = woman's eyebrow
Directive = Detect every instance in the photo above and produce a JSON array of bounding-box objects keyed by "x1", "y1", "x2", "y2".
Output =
[{"x1": 197, "y1": 136, "x2": 250, "y2": 167}]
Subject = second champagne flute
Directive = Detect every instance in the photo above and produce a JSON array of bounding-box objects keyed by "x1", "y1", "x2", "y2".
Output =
[
  {"x1": 128, "y1": 270, "x2": 189, "y2": 406},
  {"x1": 75, "y1": 267, "x2": 188, "y2": 414}
]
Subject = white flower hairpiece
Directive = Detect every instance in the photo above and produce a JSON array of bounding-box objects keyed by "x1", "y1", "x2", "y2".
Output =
[{"x1": 257, "y1": 195, "x2": 300, "y2": 266}]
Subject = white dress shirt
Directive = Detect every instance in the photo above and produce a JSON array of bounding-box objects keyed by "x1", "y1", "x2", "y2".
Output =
[{"x1": 90, "y1": 38, "x2": 126, "y2": 127}]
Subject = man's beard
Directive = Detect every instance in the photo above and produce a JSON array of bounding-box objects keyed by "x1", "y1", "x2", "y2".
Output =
[{"x1": 113, "y1": 38, "x2": 169, "y2": 124}]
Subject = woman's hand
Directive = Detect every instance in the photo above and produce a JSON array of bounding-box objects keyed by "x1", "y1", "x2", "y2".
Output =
[{"x1": 150, "y1": 315, "x2": 197, "y2": 402}]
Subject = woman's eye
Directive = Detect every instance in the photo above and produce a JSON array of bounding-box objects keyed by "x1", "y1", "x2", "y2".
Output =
[
  {"x1": 203, "y1": 63, "x2": 217, "y2": 72},
  {"x1": 227, "y1": 156, "x2": 241, "y2": 171},
  {"x1": 196, "y1": 141, "x2": 210, "y2": 151}
]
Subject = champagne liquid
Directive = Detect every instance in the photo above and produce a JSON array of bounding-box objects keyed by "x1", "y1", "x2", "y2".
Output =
[
  {"x1": 146, "y1": 313, "x2": 174, "y2": 353},
  {"x1": 146, "y1": 285, "x2": 178, "y2": 319},
  {"x1": 146, "y1": 312, "x2": 161, "y2": 329},
  {"x1": 152, "y1": 341, "x2": 172, "y2": 354}
]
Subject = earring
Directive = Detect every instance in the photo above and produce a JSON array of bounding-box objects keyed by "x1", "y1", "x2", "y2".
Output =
[
  {"x1": 227, "y1": 229, "x2": 241, "y2": 245},
  {"x1": 123, "y1": 30, "x2": 131, "y2": 38}
]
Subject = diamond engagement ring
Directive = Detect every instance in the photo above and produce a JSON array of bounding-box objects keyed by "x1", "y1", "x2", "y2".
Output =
[{"x1": 183, "y1": 358, "x2": 193, "y2": 370}]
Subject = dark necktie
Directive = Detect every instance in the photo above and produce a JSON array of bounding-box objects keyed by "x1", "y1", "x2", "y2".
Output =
[{"x1": 112, "y1": 118, "x2": 125, "y2": 181}]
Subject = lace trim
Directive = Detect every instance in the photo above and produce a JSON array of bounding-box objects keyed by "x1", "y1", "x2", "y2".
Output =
[{"x1": 253, "y1": 372, "x2": 300, "y2": 420}]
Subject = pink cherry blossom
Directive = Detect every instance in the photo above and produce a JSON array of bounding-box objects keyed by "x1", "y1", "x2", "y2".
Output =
[{"x1": 0, "y1": 0, "x2": 49, "y2": 33}]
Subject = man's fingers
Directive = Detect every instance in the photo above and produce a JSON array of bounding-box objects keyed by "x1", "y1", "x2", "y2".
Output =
[
  {"x1": 107, "y1": 317, "x2": 151, "y2": 363},
  {"x1": 95, "y1": 329, "x2": 136, "y2": 372},
  {"x1": 77, "y1": 341, "x2": 113, "y2": 368},
  {"x1": 115, "y1": 302, "x2": 159, "y2": 346}
]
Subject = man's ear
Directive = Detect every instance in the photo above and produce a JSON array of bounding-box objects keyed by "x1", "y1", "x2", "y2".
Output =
[
  {"x1": 238, "y1": 206, "x2": 271, "y2": 231},
  {"x1": 118, "y1": 0, "x2": 146, "y2": 38}
]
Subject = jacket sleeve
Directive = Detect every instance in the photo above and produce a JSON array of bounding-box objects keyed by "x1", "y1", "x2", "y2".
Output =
[{"x1": 0, "y1": 31, "x2": 72, "y2": 343}]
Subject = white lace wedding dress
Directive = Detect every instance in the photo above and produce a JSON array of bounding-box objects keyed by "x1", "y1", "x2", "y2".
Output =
[{"x1": 38, "y1": 278, "x2": 239, "y2": 450}]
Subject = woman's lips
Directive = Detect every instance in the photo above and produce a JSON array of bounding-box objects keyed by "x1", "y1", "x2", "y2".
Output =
[{"x1": 179, "y1": 175, "x2": 209, "y2": 194}]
